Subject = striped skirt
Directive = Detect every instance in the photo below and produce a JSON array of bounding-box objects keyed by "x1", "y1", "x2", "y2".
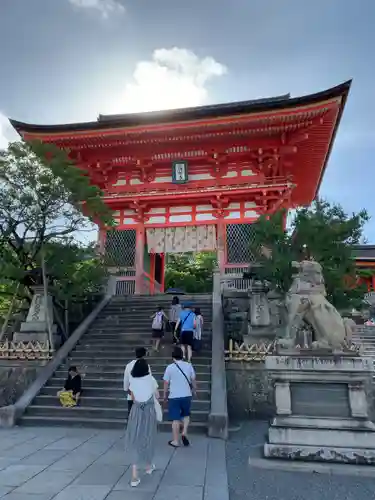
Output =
[{"x1": 124, "y1": 397, "x2": 157, "y2": 466}]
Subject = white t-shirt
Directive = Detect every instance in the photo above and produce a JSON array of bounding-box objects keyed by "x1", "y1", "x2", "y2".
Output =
[
  {"x1": 123, "y1": 359, "x2": 152, "y2": 401},
  {"x1": 129, "y1": 374, "x2": 158, "y2": 403},
  {"x1": 163, "y1": 361, "x2": 196, "y2": 399}
]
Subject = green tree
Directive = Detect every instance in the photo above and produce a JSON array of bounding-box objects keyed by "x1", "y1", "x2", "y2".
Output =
[
  {"x1": 165, "y1": 252, "x2": 217, "y2": 293},
  {"x1": 0, "y1": 140, "x2": 112, "y2": 306},
  {"x1": 42, "y1": 241, "x2": 107, "y2": 301},
  {"x1": 250, "y1": 199, "x2": 369, "y2": 310}
]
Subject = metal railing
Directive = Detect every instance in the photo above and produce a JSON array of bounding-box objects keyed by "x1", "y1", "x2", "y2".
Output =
[{"x1": 115, "y1": 277, "x2": 136, "y2": 295}]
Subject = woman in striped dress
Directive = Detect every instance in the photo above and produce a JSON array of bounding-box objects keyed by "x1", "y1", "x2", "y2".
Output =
[{"x1": 124, "y1": 358, "x2": 159, "y2": 487}]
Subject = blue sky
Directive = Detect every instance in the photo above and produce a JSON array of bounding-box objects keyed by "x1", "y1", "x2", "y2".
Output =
[{"x1": 0, "y1": 0, "x2": 374, "y2": 240}]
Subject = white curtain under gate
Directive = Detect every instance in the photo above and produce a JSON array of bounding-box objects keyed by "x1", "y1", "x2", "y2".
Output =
[{"x1": 146, "y1": 225, "x2": 217, "y2": 253}]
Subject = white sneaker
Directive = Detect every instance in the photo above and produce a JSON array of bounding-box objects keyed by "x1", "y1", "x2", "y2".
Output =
[
  {"x1": 130, "y1": 478, "x2": 141, "y2": 487},
  {"x1": 146, "y1": 464, "x2": 156, "y2": 475}
]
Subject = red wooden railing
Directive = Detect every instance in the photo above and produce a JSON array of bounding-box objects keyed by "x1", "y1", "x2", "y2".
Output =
[{"x1": 141, "y1": 272, "x2": 163, "y2": 295}]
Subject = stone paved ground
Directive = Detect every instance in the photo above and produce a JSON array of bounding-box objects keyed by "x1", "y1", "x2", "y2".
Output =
[
  {"x1": 0, "y1": 426, "x2": 228, "y2": 500},
  {"x1": 226, "y1": 421, "x2": 375, "y2": 500}
]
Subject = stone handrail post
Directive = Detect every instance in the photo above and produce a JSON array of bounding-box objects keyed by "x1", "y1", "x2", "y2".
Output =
[{"x1": 208, "y1": 269, "x2": 229, "y2": 439}]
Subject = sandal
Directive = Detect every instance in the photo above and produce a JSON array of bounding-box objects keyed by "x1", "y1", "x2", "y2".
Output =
[{"x1": 181, "y1": 435, "x2": 190, "y2": 447}]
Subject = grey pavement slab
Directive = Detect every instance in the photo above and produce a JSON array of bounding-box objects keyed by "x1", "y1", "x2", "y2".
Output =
[
  {"x1": 0, "y1": 460, "x2": 19, "y2": 472},
  {"x1": 53, "y1": 485, "x2": 112, "y2": 500},
  {"x1": 0, "y1": 426, "x2": 229, "y2": 500},
  {"x1": 1, "y1": 494, "x2": 54, "y2": 500},
  {"x1": 205, "y1": 440, "x2": 229, "y2": 500},
  {"x1": 0, "y1": 486, "x2": 12, "y2": 498},
  {"x1": 153, "y1": 485, "x2": 204, "y2": 500},
  {"x1": 43, "y1": 437, "x2": 92, "y2": 451},
  {"x1": 72, "y1": 464, "x2": 124, "y2": 486},
  {"x1": 12, "y1": 470, "x2": 79, "y2": 496},
  {"x1": 0, "y1": 465, "x2": 45, "y2": 487},
  {"x1": 19, "y1": 449, "x2": 70, "y2": 466},
  {"x1": 106, "y1": 492, "x2": 154, "y2": 500}
]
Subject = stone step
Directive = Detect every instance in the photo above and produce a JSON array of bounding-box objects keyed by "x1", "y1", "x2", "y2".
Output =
[
  {"x1": 34, "y1": 395, "x2": 210, "y2": 410},
  {"x1": 25, "y1": 405, "x2": 209, "y2": 422},
  {"x1": 101, "y1": 306, "x2": 213, "y2": 312},
  {"x1": 74, "y1": 340, "x2": 212, "y2": 350},
  {"x1": 99, "y1": 304, "x2": 212, "y2": 317},
  {"x1": 78, "y1": 336, "x2": 153, "y2": 343},
  {"x1": 110, "y1": 295, "x2": 212, "y2": 301},
  {"x1": 61, "y1": 359, "x2": 212, "y2": 370},
  {"x1": 41, "y1": 386, "x2": 211, "y2": 398},
  {"x1": 19, "y1": 415, "x2": 208, "y2": 432},
  {"x1": 65, "y1": 360, "x2": 212, "y2": 370},
  {"x1": 70, "y1": 347, "x2": 212, "y2": 356},
  {"x1": 90, "y1": 322, "x2": 213, "y2": 329},
  {"x1": 85, "y1": 333, "x2": 212, "y2": 341},
  {"x1": 58, "y1": 364, "x2": 211, "y2": 376},
  {"x1": 48, "y1": 377, "x2": 211, "y2": 389},
  {"x1": 88, "y1": 325, "x2": 213, "y2": 332},
  {"x1": 103, "y1": 305, "x2": 212, "y2": 312},
  {"x1": 68, "y1": 355, "x2": 212, "y2": 367},
  {"x1": 70, "y1": 350, "x2": 212, "y2": 361}
]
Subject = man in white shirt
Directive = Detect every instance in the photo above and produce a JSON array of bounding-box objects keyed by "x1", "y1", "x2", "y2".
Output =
[
  {"x1": 124, "y1": 347, "x2": 150, "y2": 415},
  {"x1": 163, "y1": 346, "x2": 197, "y2": 447}
]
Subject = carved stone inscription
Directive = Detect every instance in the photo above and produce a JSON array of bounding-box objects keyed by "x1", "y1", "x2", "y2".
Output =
[{"x1": 290, "y1": 382, "x2": 350, "y2": 418}]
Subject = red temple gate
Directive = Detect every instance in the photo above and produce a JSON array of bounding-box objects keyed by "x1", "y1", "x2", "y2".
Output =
[{"x1": 10, "y1": 81, "x2": 351, "y2": 294}]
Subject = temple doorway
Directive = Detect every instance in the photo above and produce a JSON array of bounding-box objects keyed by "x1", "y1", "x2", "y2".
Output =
[{"x1": 146, "y1": 224, "x2": 218, "y2": 294}]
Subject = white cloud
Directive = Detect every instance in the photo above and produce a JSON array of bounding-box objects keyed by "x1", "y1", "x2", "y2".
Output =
[
  {"x1": 68, "y1": 0, "x2": 125, "y2": 18},
  {"x1": 121, "y1": 47, "x2": 227, "y2": 113}
]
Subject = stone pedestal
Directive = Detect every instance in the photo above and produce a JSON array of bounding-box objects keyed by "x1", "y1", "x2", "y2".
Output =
[
  {"x1": 264, "y1": 354, "x2": 375, "y2": 464},
  {"x1": 250, "y1": 289, "x2": 271, "y2": 327},
  {"x1": 13, "y1": 287, "x2": 57, "y2": 347}
]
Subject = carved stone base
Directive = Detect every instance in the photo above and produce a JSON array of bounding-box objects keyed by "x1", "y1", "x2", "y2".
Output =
[
  {"x1": 13, "y1": 332, "x2": 58, "y2": 348},
  {"x1": 13, "y1": 332, "x2": 50, "y2": 344},
  {"x1": 264, "y1": 355, "x2": 375, "y2": 464},
  {"x1": 264, "y1": 443, "x2": 375, "y2": 465}
]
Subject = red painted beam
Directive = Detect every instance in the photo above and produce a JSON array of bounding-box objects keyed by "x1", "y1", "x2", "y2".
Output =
[
  {"x1": 103, "y1": 182, "x2": 293, "y2": 207},
  {"x1": 70, "y1": 137, "x2": 284, "y2": 164}
]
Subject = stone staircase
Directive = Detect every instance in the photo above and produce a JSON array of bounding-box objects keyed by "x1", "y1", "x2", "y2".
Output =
[
  {"x1": 352, "y1": 326, "x2": 375, "y2": 374},
  {"x1": 20, "y1": 294, "x2": 213, "y2": 432}
]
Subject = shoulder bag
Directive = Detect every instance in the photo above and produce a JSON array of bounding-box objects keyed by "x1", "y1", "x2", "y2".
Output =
[{"x1": 173, "y1": 362, "x2": 193, "y2": 390}]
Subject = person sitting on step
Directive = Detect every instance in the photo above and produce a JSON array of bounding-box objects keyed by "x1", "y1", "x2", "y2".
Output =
[{"x1": 57, "y1": 366, "x2": 82, "y2": 407}]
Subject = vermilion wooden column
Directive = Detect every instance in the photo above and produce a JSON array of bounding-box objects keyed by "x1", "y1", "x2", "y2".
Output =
[
  {"x1": 160, "y1": 253, "x2": 165, "y2": 292},
  {"x1": 135, "y1": 224, "x2": 145, "y2": 294},
  {"x1": 149, "y1": 253, "x2": 156, "y2": 295},
  {"x1": 372, "y1": 274, "x2": 375, "y2": 291},
  {"x1": 217, "y1": 219, "x2": 226, "y2": 275}
]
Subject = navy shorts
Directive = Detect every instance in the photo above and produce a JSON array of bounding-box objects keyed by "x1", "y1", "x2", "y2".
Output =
[
  {"x1": 168, "y1": 397, "x2": 192, "y2": 421},
  {"x1": 180, "y1": 330, "x2": 194, "y2": 347}
]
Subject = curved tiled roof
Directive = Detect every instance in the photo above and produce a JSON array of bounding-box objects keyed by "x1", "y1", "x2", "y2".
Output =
[{"x1": 9, "y1": 81, "x2": 351, "y2": 134}]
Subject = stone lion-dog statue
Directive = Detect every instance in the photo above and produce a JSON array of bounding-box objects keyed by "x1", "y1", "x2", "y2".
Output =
[{"x1": 279, "y1": 259, "x2": 356, "y2": 351}]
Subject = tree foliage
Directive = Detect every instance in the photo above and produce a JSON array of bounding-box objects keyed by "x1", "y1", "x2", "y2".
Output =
[
  {"x1": 165, "y1": 252, "x2": 217, "y2": 293},
  {"x1": 0, "y1": 140, "x2": 112, "y2": 315},
  {"x1": 250, "y1": 199, "x2": 369, "y2": 310},
  {"x1": 42, "y1": 241, "x2": 107, "y2": 301}
]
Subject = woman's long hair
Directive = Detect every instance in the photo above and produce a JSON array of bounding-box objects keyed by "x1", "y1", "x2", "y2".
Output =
[{"x1": 131, "y1": 358, "x2": 150, "y2": 378}]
